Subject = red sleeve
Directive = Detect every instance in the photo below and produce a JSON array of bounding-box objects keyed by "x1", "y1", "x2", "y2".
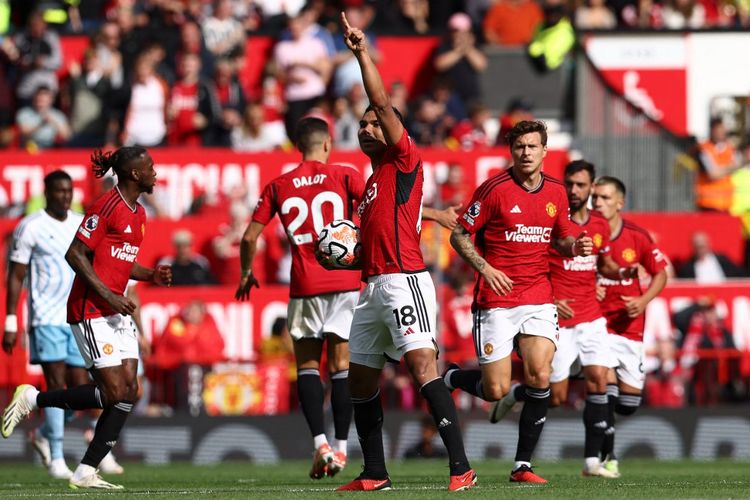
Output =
[
  {"x1": 458, "y1": 185, "x2": 497, "y2": 235},
  {"x1": 597, "y1": 218, "x2": 612, "y2": 257},
  {"x1": 385, "y1": 128, "x2": 420, "y2": 173},
  {"x1": 252, "y1": 181, "x2": 277, "y2": 225},
  {"x1": 552, "y1": 188, "x2": 571, "y2": 240},
  {"x1": 639, "y1": 232, "x2": 669, "y2": 276},
  {"x1": 75, "y1": 207, "x2": 110, "y2": 250},
  {"x1": 347, "y1": 169, "x2": 366, "y2": 201}
]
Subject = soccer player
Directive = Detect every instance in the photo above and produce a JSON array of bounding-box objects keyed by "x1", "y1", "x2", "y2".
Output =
[
  {"x1": 334, "y1": 13, "x2": 476, "y2": 492},
  {"x1": 2, "y1": 171, "x2": 89, "y2": 479},
  {"x1": 443, "y1": 120, "x2": 593, "y2": 484},
  {"x1": 487, "y1": 160, "x2": 637, "y2": 478},
  {"x1": 236, "y1": 116, "x2": 364, "y2": 480},
  {"x1": 2, "y1": 146, "x2": 172, "y2": 490},
  {"x1": 591, "y1": 176, "x2": 668, "y2": 477}
]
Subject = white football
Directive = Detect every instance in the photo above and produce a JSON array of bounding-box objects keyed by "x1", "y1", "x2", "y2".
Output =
[{"x1": 317, "y1": 219, "x2": 361, "y2": 269}]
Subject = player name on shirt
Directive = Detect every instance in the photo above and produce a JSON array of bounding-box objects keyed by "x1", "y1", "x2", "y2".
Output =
[{"x1": 292, "y1": 174, "x2": 327, "y2": 188}]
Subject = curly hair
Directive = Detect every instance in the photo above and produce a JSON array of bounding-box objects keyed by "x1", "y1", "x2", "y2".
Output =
[
  {"x1": 90, "y1": 146, "x2": 147, "y2": 179},
  {"x1": 505, "y1": 120, "x2": 548, "y2": 148}
]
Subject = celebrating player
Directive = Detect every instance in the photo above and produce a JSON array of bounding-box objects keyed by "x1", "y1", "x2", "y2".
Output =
[
  {"x1": 333, "y1": 12, "x2": 476, "y2": 492},
  {"x1": 591, "y1": 176, "x2": 668, "y2": 477},
  {"x1": 2, "y1": 171, "x2": 89, "y2": 479},
  {"x1": 2, "y1": 147, "x2": 172, "y2": 490},
  {"x1": 236, "y1": 116, "x2": 364, "y2": 480},
  {"x1": 487, "y1": 160, "x2": 637, "y2": 478},
  {"x1": 444, "y1": 121, "x2": 593, "y2": 484}
]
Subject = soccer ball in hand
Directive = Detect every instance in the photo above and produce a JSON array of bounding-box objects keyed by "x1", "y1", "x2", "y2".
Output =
[{"x1": 317, "y1": 219, "x2": 361, "y2": 269}]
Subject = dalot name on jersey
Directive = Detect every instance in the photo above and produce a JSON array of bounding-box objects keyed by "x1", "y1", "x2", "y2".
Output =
[
  {"x1": 504, "y1": 224, "x2": 552, "y2": 243},
  {"x1": 562, "y1": 255, "x2": 597, "y2": 272},
  {"x1": 111, "y1": 242, "x2": 140, "y2": 262},
  {"x1": 292, "y1": 174, "x2": 327, "y2": 188}
]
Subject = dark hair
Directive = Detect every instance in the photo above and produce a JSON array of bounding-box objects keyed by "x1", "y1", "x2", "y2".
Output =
[
  {"x1": 594, "y1": 175, "x2": 627, "y2": 197},
  {"x1": 271, "y1": 316, "x2": 287, "y2": 336},
  {"x1": 295, "y1": 117, "x2": 330, "y2": 153},
  {"x1": 90, "y1": 146, "x2": 148, "y2": 179},
  {"x1": 564, "y1": 160, "x2": 595, "y2": 181},
  {"x1": 363, "y1": 105, "x2": 406, "y2": 127},
  {"x1": 505, "y1": 120, "x2": 548, "y2": 148},
  {"x1": 44, "y1": 170, "x2": 72, "y2": 191},
  {"x1": 709, "y1": 117, "x2": 724, "y2": 129}
]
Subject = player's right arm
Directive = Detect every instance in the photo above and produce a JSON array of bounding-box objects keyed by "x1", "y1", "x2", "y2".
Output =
[
  {"x1": 235, "y1": 221, "x2": 265, "y2": 301},
  {"x1": 341, "y1": 12, "x2": 403, "y2": 146},
  {"x1": 450, "y1": 226, "x2": 512, "y2": 296},
  {"x1": 3, "y1": 262, "x2": 27, "y2": 354},
  {"x1": 66, "y1": 238, "x2": 136, "y2": 315}
]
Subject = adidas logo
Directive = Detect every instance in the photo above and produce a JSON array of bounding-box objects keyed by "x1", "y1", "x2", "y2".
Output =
[
  {"x1": 594, "y1": 420, "x2": 608, "y2": 429},
  {"x1": 124, "y1": 225, "x2": 132, "y2": 233},
  {"x1": 510, "y1": 205, "x2": 522, "y2": 214},
  {"x1": 105, "y1": 440, "x2": 117, "y2": 447},
  {"x1": 404, "y1": 327, "x2": 415, "y2": 336},
  {"x1": 534, "y1": 417, "x2": 546, "y2": 426},
  {"x1": 438, "y1": 418, "x2": 452, "y2": 428}
]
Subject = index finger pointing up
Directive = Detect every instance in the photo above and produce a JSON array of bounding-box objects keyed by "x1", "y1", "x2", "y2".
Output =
[
  {"x1": 577, "y1": 230, "x2": 588, "y2": 239},
  {"x1": 341, "y1": 11, "x2": 352, "y2": 30}
]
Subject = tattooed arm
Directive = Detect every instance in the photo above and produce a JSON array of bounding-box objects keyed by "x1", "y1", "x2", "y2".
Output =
[{"x1": 450, "y1": 225, "x2": 513, "y2": 296}]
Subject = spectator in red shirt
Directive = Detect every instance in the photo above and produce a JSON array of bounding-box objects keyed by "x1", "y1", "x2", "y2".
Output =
[
  {"x1": 448, "y1": 103, "x2": 492, "y2": 151},
  {"x1": 483, "y1": 0, "x2": 543, "y2": 46}
]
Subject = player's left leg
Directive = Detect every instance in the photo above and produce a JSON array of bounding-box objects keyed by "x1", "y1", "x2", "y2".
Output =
[
  {"x1": 581, "y1": 364, "x2": 615, "y2": 477},
  {"x1": 509, "y1": 334, "x2": 555, "y2": 484},
  {"x1": 325, "y1": 334, "x2": 351, "y2": 477}
]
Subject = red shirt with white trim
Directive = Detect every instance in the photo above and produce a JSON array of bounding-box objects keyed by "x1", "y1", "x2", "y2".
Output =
[
  {"x1": 459, "y1": 169, "x2": 572, "y2": 309},
  {"x1": 253, "y1": 160, "x2": 364, "y2": 297},
  {"x1": 67, "y1": 187, "x2": 147, "y2": 322},
  {"x1": 549, "y1": 210, "x2": 611, "y2": 327}
]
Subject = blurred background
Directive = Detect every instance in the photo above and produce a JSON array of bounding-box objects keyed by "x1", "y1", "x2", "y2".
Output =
[{"x1": 1, "y1": 0, "x2": 750, "y2": 464}]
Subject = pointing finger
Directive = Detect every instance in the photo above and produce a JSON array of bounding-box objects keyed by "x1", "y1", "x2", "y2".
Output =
[{"x1": 340, "y1": 11, "x2": 352, "y2": 30}]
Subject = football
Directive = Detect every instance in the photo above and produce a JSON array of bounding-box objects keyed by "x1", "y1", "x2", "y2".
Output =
[{"x1": 317, "y1": 219, "x2": 361, "y2": 269}]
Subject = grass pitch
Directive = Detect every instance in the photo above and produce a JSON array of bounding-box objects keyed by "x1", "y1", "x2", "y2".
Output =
[{"x1": 0, "y1": 459, "x2": 748, "y2": 499}]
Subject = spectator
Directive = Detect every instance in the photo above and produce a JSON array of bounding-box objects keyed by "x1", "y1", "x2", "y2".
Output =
[
  {"x1": 448, "y1": 102, "x2": 492, "y2": 150},
  {"x1": 677, "y1": 231, "x2": 746, "y2": 282},
  {"x1": 281, "y1": 2, "x2": 337, "y2": 57},
  {"x1": 408, "y1": 96, "x2": 444, "y2": 146},
  {"x1": 270, "y1": 13, "x2": 331, "y2": 140},
  {"x1": 441, "y1": 267, "x2": 476, "y2": 365},
  {"x1": 662, "y1": 0, "x2": 706, "y2": 28},
  {"x1": 122, "y1": 55, "x2": 169, "y2": 147},
  {"x1": 168, "y1": 53, "x2": 214, "y2": 146},
  {"x1": 730, "y1": 141, "x2": 750, "y2": 269},
  {"x1": 211, "y1": 202, "x2": 251, "y2": 285},
  {"x1": 574, "y1": 0, "x2": 617, "y2": 29},
  {"x1": 94, "y1": 21, "x2": 124, "y2": 90},
  {"x1": 206, "y1": 57, "x2": 247, "y2": 146},
  {"x1": 202, "y1": 0, "x2": 245, "y2": 60},
  {"x1": 151, "y1": 299, "x2": 225, "y2": 371},
  {"x1": 695, "y1": 118, "x2": 740, "y2": 212},
  {"x1": 65, "y1": 50, "x2": 112, "y2": 148},
  {"x1": 497, "y1": 96, "x2": 535, "y2": 145},
  {"x1": 0, "y1": 37, "x2": 19, "y2": 147},
  {"x1": 434, "y1": 12, "x2": 487, "y2": 106},
  {"x1": 13, "y1": 10, "x2": 62, "y2": 104},
  {"x1": 157, "y1": 230, "x2": 216, "y2": 286},
  {"x1": 403, "y1": 415, "x2": 448, "y2": 459},
  {"x1": 15, "y1": 86, "x2": 71, "y2": 150},
  {"x1": 527, "y1": 0, "x2": 576, "y2": 72},
  {"x1": 332, "y1": 96, "x2": 359, "y2": 150},
  {"x1": 259, "y1": 316, "x2": 294, "y2": 364},
  {"x1": 440, "y1": 162, "x2": 469, "y2": 206},
  {"x1": 483, "y1": 0, "x2": 543, "y2": 46},
  {"x1": 231, "y1": 101, "x2": 288, "y2": 151},
  {"x1": 376, "y1": 0, "x2": 432, "y2": 34},
  {"x1": 176, "y1": 21, "x2": 214, "y2": 80},
  {"x1": 331, "y1": 4, "x2": 381, "y2": 98}
]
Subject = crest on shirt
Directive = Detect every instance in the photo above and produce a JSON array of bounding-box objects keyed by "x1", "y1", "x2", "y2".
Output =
[
  {"x1": 84, "y1": 215, "x2": 99, "y2": 231},
  {"x1": 103, "y1": 343, "x2": 114, "y2": 355},
  {"x1": 622, "y1": 248, "x2": 636, "y2": 263},
  {"x1": 468, "y1": 201, "x2": 481, "y2": 217},
  {"x1": 593, "y1": 233, "x2": 603, "y2": 248},
  {"x1": 483, "y1": 343, "x2": 493, "y2": 355},
  {"x1": 545, "y1": 202, "x2": 557, "y2": 218}
]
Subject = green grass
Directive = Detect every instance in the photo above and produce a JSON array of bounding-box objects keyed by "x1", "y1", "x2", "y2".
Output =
[{"x1": 0, "y1": 460, "x2": 749, "y2": 498}]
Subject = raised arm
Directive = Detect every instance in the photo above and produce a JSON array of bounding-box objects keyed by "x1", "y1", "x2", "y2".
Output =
[
  {"x1": 236, "y1": 221, "x2": 266, "y2": 301},
  {"x1": 341, "y1": 12, "x2": 403, "y2": 146}
]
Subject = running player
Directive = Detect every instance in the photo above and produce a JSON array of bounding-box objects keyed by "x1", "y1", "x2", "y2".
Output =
[
  {"x1": 591, "y1": 175, "x2": 668, "y2": 477},
  {"x1": 236, "y1": 116, "x2": 364, "y2": 479},
  {"x1": 333, "y1": 13, "x2": 476, "y2": 492},
  {"x1": 443, "y1": 120, "x2": 593, "y2": 484},
  {"x1": 487, "y1": 160, "x2": 637, "y2": 478},
  {"x1": 2, "y1": 171, "x2": 88, "y2": 479},
  {"x1": 2, "y1": 146, "x2": 172, "y2": 490}
]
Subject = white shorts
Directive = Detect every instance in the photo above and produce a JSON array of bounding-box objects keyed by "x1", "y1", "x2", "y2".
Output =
[
  {"x1": 551, "y1": 317, "x2": 615, "y2": 383},
  {"x1": 349, "y1": 272, "x2": 437, "y2": 369},
  {"x1": 609, "y1": 334, "x2": 645, "y2": 390},
  {"x1": 473, "y1": 303, "x2": 559, "y2": 365},
  {"x1": 287, "y1": 291, "x2": 358, "y2": 341},
  {"x1": 71, "y1": 315, "x2": 139, "y2": 370}
]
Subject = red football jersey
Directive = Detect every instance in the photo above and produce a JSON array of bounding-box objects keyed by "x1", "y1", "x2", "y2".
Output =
[
  {"x1": 599, "y1": 219, "x2": 668, "y2": 341},
  {"x1": 549, "y1": 210, "x2": 611, "y2": 327},
  {"x1": 458, "y1": 170, "x2": 572, "y2": 309},
  {"x1": 358, "y1": 129, "x2": 426, "y2": 278},
  {"x1": 253, "y1": 160, "x2": 364, "y2": 297},
  {"x1": 441, "y1": 286, "x2": 476, "y2": 364},
  {"x1": 67, "y1": 188, "x2": 147, "y2": 322}
]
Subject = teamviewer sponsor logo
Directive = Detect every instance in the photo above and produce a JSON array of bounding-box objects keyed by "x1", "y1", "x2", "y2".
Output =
[
  {"x1": 504, "y1": 224, "x2": 552, "y2": 243},
  {"x1": 111, "y1": 242, "x2": 140, "y2": 262},
  {"x1": 562, "y1": 255, "x2": 597, "y2": 271}
]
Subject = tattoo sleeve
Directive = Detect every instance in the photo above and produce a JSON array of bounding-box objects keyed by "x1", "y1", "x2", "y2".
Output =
[{"x1": 450, "y1": 227, "x2": 486, "y2": 272}]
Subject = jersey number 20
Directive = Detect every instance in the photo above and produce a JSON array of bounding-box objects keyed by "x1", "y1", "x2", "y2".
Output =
[{"x1": 281, "y1": 191, "x2": 345, "y2": 245}]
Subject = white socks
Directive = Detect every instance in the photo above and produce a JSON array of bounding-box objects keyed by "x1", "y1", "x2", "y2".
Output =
[
  {"x1": 334, "y1": 439, "x2": 347, "y2": 454},
  {"x1": 313, "y1": 434, "x2": 328, "y2": 449}
]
